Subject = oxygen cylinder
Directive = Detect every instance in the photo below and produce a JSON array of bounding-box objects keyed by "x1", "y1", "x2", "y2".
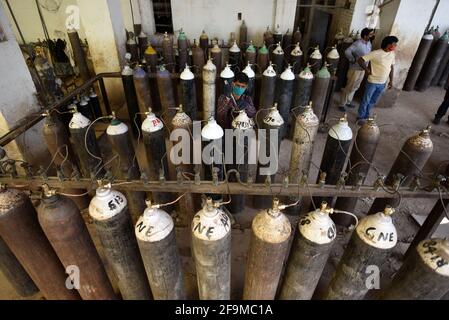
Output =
[
  {"x1": 133, "y1": 65, "x2": 153, "y2": 117},
  {"x1": 243, "y1": 199, "x2": 291, "y2": 300},
  {"x1": 122, "y1": 60, "x2": 141, "y2": 138},
  {"x1": 89, "y1": 186, "x2": 151, "y2": 300},
  {"x1": 0, "y1": 189, "x2": 80, "y2": 300},
  {"x1": 326, "y1": 46, "x2": 340, "y2": 75},
  {"x1": 283, "y1": 29, "x2": 293, "y2": 57},
  {"x1": 352, "y1": 30, "x2": 360, "y2": 41},
  {"x1": 227, "y1": 110, "x2": 255, "y2": 214},
  {"x1": 38, "y1": 189, "x2": 116, "y2": 300},
  {"x1": 180, "y1": 65, "x2": 197, "y2": 121},
  {"x1": 69, "y1": 109, "x2": 104, "y2": 179},
  {"x1": 264, "y1": 26, "x2": 274, "y2": 52},
  {"x1": 220, "y1": 63, "x2": 235, "y2": 98},
  {"x1": 106, "y1": 118, "x2": 146, "y2": 222},
  {"x1": 313, "y1": 115, "x2": 353, "y2": 207},
  {"x1": 89, "y1": 88, "x2": 102, "y2": 119},
  {"x1": 323, "y1": 206, "x2": 397, "y2": 300},
  {"x1": 257, "y1": 63, "x2": 277, "y2": 127},
  {"x1": 294, "y1": 65, "x2": 314, "y2": 108},
  {"x1": 229, "y1": 41, "x2": 241, "y2": 72},
  {"x1": 288, "y1": 103, "x2": 319, "y2": 185},
  {"x1": 162, "y1": 32, "x2": 175, "y2": 72},
  {"x1": 272, "y1": 43, "x2": 284, "y2": 75},
  {"x1": 279, "y1": 202, "x2": 336, "y2": 299},
  {"x1": 192, "y1": 198, "x2": 231, "y2": 300},
  {"x1": 156, "y1": 65, "x2": 176, "y2": 127},
  {"x1": 273, "y1": 25, "x2": 283, "y2": 47},
  {"x1": 309, "y1": 46, "x2": 323, "y2": 74},
  {"x1": 142, "y1": 110, "x2": 172, "y2": 205},
  {"x1": 310, "y1": 64, "x2": 331, "y2": 120},
  {"x1": 417, "y1": 31, "x2": 449, "y2": 92},
  {"x1": 67, "y1": 28, "x2": 90, "y2": 82},
  {"x1": 242, "y1": 62, "x2": 256, "y2": 101},
  {"x1": 144, "y1": 45, "x2": 158, "y2": 73},
  {"x1": 335, "y1": 35, "x2": 354, "y2": 91},
  {"x1": 200, "y1": 30, "x2": 209, "y2": 60},
  {"x1": 202, "y1": 118, "x2": 224, "y2": 202},
  {"x1": 404, "y1": 33, "x2": 434, "y2": 91},
  {"x1": 192, "y1": 40, "x2": 205, "y2": 75},
  {"x1": 136, "y1": 200, "x2": 185, "y2": 299},
  {"x1": 240, "y1": 20, "x2": 248, "y2": 51},
  {"x1": 245, "y1": 41, "x2": 257, "y2": 67},
  {"x1": 203, "y1": 59, "x2": 217, "y2": 121},
  {"x1": 78, "y1": 94, "x2": 93, "y2": 120},
  {"x1": 439, "y1": 60, "x2": 449, "y2": 87},
  {"x1": 369, "y1": 127, "x2": 433, "y2": 214},
  {"x1": 381, "y1": 238, "x2": 449, "y2": 300},
  {"x1": 290, "y1": 43, "x2": 303, "y2": 74},
  {"x1": 138, "y1": 31, "x2": 149, "y2": 61},
  {"x1": 0, "y1": 235, "x2": 38, "y2": 297},
  {"x1": 335, "y1": 29, "x2": 345, "y2": 46},
  {"x1": 293, "y1": 27, "x2": 302, "y2": 45},
  {"x1": 334, "y1": 118, "x2": 380, "y2": 226},
  {"x1": 254, "y1": 106, "x2": 284, "y2": 209},
  {"x1": 178, "y1": 29, "x2": 189, "y2": 72},
  {"x1": 127, "y1": 32, "x2": 139, "y2": 63},
  {"x1": 257, "y1": 44, "x2": 269, "y2": 74},
  {"x1": 43, "y1": 112, "x2": 89, "y2": 209},
  {"x1": 210, "y1": 43, "x2": 222, "y2": 76},
  {"x1": 275, "y1": 65, "x2": 295, "y2": 138},
  {"x1": 432, "y1": 46, "x2": 449, "y2": 86},
  {"x1": 433, "y1": 26, "x2": 441, "y2": 43}
]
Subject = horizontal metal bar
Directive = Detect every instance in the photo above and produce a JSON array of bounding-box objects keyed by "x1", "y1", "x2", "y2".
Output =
[{"x1": 0, "y1": 176, "x2": 446, "y2": 199}]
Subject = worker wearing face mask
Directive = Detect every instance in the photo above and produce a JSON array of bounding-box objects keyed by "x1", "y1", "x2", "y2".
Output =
[
  {"x1": 217, "y1": 72, "x2": 256, "y2": 129},
  {"x1": 339, "y1": 28, "x2": 375, "y2": 112},
  {"x1": 356, "y1": 35, "x2": 398, "y2": 122}
]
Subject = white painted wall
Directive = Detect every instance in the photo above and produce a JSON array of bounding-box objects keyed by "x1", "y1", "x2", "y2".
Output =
[
  {"x1": 349, "y1": 0, "x2": 376, "y2": 33},
  {"x1": 431, "y1": 0, "x2": 449, "y2": 35},
  {"x1": 170, "y1": 0, "x2": 296, "y2": 46},
  {"x1": 0, "y1": 4, "x2": 50, "y2": 169}
]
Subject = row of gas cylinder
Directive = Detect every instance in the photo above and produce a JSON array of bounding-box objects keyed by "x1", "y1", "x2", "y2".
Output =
[{"x1": 1, "y1": 185, "x2": 448, "y2": 300}]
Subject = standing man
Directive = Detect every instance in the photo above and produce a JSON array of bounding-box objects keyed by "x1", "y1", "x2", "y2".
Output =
[
  {"x1": 339, "y1": 28, "x2": 375, "y2": 112},
  {"x1": 356, "y1": 36, "x2": 398, "y2": 121},
  {"x1": 432, "y1": 74, "x2": 449, "y2": 124},
  {"x1": 217, "y1": 72, "x2": 256, "y2": 129}
]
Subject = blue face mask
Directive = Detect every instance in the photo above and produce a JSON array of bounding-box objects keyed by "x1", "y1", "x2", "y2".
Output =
[{"x1": 232, "y1": 85, "x2": 246, "y2": 96}]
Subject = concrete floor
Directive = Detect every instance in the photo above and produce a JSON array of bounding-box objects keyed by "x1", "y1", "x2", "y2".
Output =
[{"x1": 1, "y1": 85, "x2": 449, "y2": 300}]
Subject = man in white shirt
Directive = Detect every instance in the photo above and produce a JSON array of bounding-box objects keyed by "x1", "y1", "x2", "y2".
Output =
[{"x1": 356, "y1": 36, "x2": 398, "y2": 121}]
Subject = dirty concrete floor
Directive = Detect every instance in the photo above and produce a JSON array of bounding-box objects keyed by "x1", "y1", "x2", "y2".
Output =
[{"x1": 1, "y1": 86, "x2": 449, "y2": 300}]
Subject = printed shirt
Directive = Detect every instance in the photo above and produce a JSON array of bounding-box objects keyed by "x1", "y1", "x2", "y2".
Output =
[
  {"x1": 362, "y1": 49, "x2": 396, "y2": 84},
  {"x1": 345, "y1": 39, "x2": 372, "y2": 70},
  {"x1": 217, "y1": 94, "x2": 256, "y2": 130}
]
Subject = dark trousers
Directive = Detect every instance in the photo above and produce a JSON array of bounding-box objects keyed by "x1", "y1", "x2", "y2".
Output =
[{"x1": 435, "y1": 89, "x2": 449, "y2": 119}]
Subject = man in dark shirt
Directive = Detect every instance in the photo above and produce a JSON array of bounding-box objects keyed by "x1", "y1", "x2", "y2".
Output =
[
  {"x1": 433, "y1": 74, "x2": 449, "y2": 125},
  {"x1": 217, "y1": 72, "x2": 257, "y2": 129}
]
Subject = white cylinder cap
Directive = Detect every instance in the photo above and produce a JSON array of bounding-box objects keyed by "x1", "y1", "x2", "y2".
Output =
[
  {"x1": 263, "y1": 64, "x2": 277, "y2": 77},
  {"x1": 299, "y1": 67, "x2": 314, "y2": 79},
  {"x1": 192, "y1": 201, "x2": 231, "y2": 241},
  {"x1": 69, "y1": 112, "x2": 91, "y2": 129},
  {"x1": 180, "y1": 65, "x2": 195, "y2": 80},
  {"x1": 327, "y1": 47, "x2": 340, "y2": 59},
  {"x1": 299, "y1": 208, "x2": 336, "y2": 244},
  {"x1": 89, "y1": 188, "x2": 128, "y2": 221},
  {"x1": 242, "y1": 63, "x2": 255, "y2": 78},
  {"x1": 122, "y1": 64, "x2": 133, "y2": 76},
  {"x1": 203, "y1": 59, "x2": 217, "y2": 72},
  {"x1": 417, "y1": 239, "x2": 449, "y2": 277},
  {"x1": 107, "y1": 119, "x2": 129, "y2": 136},
  {"x1": 280, "y1": 65, "x2": 295, "y2": 80},
  {"x1": 201, "y1": 118, "x2": 224, "y2": 140},
  {"x1": 135, "y1": 205, "x2": 174, "y2": 242},
  {"x1": 252, "y1": 207, "x2": 291, "y2": 244},
  {"x1": 310, "y1": 47, "x2": 322, "y2": 59},
  {"x1": 291, "y1": 43, "x2": 303, "y2": 56},
  {"x1": 328, "y1": 116, "x2": 353, "y2": 141},
  {"x1": 263, "y1": 108, "x2": 284, "y2": 127},
  {"x1": 232, "y1": 110, "x2": 255, "y2": 130},
  {"x1": 423, "y1": 34, "x2": 434, "y2": 40},
  {"x1": 142, "y1": 111, "x2": 164, "y2": 133},
  {"x1": 229, "y1": 41, "x2": 241, "y2": 53},
  {"x1": 356, "y1": 210, "x2": 397, "y2": 249},
  {"x1": 220, "y1": 64, "x2": 235, "y2": 79},
  {"x1": 273, "y1": 43, "x2": 284, "y2": 55}
]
